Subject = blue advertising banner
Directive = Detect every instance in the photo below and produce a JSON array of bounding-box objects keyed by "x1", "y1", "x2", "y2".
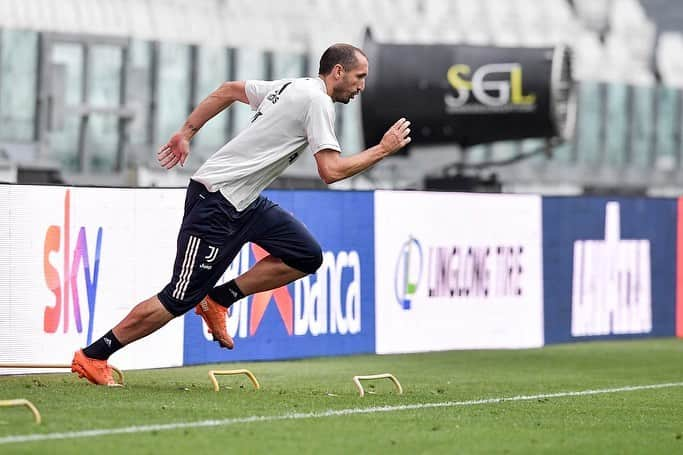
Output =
[
  {"x1": 543, "y1": 197, "x2": 677, "y2": 344},
  {"x1": 183, "y1": 190, "x2": 375, "y2": 364}
]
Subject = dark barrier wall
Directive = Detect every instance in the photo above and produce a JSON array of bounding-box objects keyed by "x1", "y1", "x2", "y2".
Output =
[
  {"x1": 361, "y1": 35, "x2": 570, "y2": 148},
  {"x1": 183, "y1": 190, "x2": 375, "y2": 364},
  {"x1": 543, "y1": 197, "x2": 677, "y2": 344}
]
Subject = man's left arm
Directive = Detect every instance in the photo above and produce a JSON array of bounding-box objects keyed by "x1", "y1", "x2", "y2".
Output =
[{"x1": 314, "y1": 118, "x2": 411, "y2": 184}]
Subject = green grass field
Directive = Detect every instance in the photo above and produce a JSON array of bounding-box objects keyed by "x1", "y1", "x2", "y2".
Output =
[{"x1": 1, "y1": 338, "x2": 682, "y2": 454}]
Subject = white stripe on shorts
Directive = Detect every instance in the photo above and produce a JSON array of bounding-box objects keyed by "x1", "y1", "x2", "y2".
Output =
[{"x1": 173, "y1": 235, "x2": 200, "y2": 300}]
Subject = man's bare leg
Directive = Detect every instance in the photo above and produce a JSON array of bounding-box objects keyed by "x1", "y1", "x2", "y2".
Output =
[
  {"x1": 197, "y1": 254, "x2": 307, "y2": 350},
  {"x1": 72, "y1": 295, "x2": 175, "y2": 385},
  {"x1": 234, "y1": 255, "x2": 307, "y2": 294},
  {"x1": 112, "y1": 296, "x2": 175, "y2": 345},
  {"x1": 105, "y1": 256, "x2": 302, "y2": 347}
]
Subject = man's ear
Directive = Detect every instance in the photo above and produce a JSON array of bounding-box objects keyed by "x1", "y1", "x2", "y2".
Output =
[{"x1": 334, "y1": 64, "x2": 344, "y2": 80}]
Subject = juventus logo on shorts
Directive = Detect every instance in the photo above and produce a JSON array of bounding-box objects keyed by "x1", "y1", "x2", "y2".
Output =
[{"x1": 205, "y1": 245, "x2": 219, "y2": 263}]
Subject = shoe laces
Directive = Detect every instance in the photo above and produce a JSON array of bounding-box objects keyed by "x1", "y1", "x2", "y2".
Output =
[
  {"x1": 90, "y1": 359, "x2": 115, "y2": 383},
  {"x1": 203, "y1": 299, "x2": 226, "y2": 317}
]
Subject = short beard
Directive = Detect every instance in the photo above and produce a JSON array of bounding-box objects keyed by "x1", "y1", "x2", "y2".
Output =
[{"x1": 332, "y1": 93, "x2": 352, "y2": 104}]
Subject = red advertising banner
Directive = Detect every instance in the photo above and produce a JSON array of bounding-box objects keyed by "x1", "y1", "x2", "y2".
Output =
[{"x1": 677, "y1": 199, "x2": 683, "y2": 338}]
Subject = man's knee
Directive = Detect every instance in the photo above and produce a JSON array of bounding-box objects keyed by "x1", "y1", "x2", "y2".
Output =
[
  {"x1": 157, "y1": 288, "x2": 204, "y2": 317},
  {"x1": 287, "y1": 243, "x2": 323, "y2": 275}
]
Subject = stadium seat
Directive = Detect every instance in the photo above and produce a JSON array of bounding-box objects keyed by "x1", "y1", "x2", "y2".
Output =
[
  {"x1": 389, "y1": 0, "x2": 420, "y2": 22},
  {"x1": 609, "y1": 0, "x2": 649, "y2": 31},
  {"x1": 607, "y1": 0, "x2": 657, "y2": 67},
  {"x1": 390, "y1": 25, "x2": 417, "y2": 44},
  {"x1": 572, "y1": 30, "x2": 604, "y2": 80},
  {"x1": 146, "y1": 0, "x2": 178, "y2": 42},
  {"x1": 123, "y1": 0, "x2": 153, "y2": 41},
  {"x1": 452, "y1": 0, "x2": 491, "y2": 45},
  {"x1": 0, "y1": 0, "x2": 12, "y2": 28},
  {"x1": 543, "y1": 0, "x2": 575, "y2": 23},
  {"x1": 602, "y1": 34, "x2": 655, "y2": 85},
  {"x1": 408, "y1": 26, "x2": 436, "y2": 45},
  {"x1": 572, "y1": 0, "x2": 611, "y2": 33},
  {"x1": 421, "y1": 0, "x2": 453, "y2": 26},
  {"x1": 438, "y1": 25, "x2": 464, "y2": 45},
  {"x1": 515, "y1": 0, "x2": 553, "y2": 46},
  {"x1": 483, "y1": 0, "x2": 521, "y2": 46},
  {"x1": 548, "y1": 21, "x2": 581, "y2": 47},
  {"x1": 6, "y1": 0, "x2": 28, "y2": 30},
  {"x1": 656, "y1": 32, "x2": 683, "y2": 87},
  {"x1": 541, "y1": 0, "x2": 581, "y2": 47}
]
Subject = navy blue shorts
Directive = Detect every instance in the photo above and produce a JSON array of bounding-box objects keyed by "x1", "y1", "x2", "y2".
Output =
[{"x1": 158, "y1": 180, "x2": 322, "y2": 316}]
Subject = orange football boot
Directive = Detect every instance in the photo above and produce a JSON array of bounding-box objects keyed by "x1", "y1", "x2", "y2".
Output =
[
  {"x1": 71, "y1": 349, "x2": 122, "y2": 386},
  {"x1": 195, "y1": 295, "x2": 235, "y2": 349}
]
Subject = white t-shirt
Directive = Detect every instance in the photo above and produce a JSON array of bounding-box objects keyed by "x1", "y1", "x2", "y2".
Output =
[{"x1": 192, "y1": 77, "x2": 341, "y2": 211}]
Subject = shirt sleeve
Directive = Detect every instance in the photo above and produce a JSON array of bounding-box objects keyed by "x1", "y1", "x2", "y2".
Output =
[
  {"x1": 244, "y1": 80, "x2": 283, "y2": 110},
  {"x1": 305, "y1": 94, "x2": 341, "y2": 154}
]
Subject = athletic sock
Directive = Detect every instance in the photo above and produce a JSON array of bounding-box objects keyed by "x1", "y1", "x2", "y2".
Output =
[
  {"x1": 208, "y1": 279, "x2": 245, "y2": 308},
  {"x1": 83, "y1": 330, "x2": 124, "y2": 360}
]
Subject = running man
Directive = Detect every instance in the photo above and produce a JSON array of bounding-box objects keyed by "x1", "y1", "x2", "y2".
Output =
[{"x1": 71, "y1": 43, "x2": 411, "y2": 385}]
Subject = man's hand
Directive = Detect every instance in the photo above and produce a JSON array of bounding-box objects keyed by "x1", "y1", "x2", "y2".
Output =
[
  {"x1": 157, "y1": 133, "x2": 189, "y2": 170},
  {"x1": 380, "y1": 117, "x2": 411, "y2": 156}
]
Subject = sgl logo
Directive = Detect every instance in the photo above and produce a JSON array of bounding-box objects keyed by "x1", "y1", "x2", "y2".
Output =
[
  {"x1": 208, "y1": 243, "x2": 363, "y2": 342},
  {"x1": 394, "y1": 236, "x2": 423, "y2": 310},
  {"x1": 444, "y1": 63, "x2": 537, "y2": 114},
  {"x1": 43, "y1": 190, "x2": 103, "y2": 345}
]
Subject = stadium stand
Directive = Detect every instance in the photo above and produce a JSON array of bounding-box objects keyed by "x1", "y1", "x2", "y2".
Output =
[{"x1": 0, "y1": 0, "x2": 681, "y2": 194}]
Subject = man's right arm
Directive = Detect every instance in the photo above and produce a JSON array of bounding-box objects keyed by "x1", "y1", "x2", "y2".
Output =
[
  {"x1": 158, "y1": 81, "x2": 248, "y2": 169},
  {"x1": 179, "y1": 81, "x2": 249, "y2": 141}
]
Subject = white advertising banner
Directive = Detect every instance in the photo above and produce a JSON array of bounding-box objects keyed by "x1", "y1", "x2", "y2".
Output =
[
  {"x1": 0, "y1": 185, "x2": 186, "y2": 374},
  {"x1": 0, "y1": 186, "x2": 10, "y2": 367},
  {"x1": 374, "y1": 191, "x2": 544, "y2": 354}
]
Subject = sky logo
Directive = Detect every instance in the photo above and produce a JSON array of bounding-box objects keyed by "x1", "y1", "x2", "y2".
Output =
[
  {"x1": 394, "y1": 236, "x2": 423, "y2": 310},
  {"x1": 43, "y1": 190, "x2": 103, "y2": 345}
]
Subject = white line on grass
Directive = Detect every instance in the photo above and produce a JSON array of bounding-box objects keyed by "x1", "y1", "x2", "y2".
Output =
[{"x1": 1, "y1": 381, "x2": 682, "y2": 445}]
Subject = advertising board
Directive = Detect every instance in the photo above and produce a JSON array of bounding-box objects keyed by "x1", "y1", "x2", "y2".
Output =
[
  {"x1": 182, "y1": 190, "x2": 376, "y2": 363},
  {"x1": 0, "y1": 186, "x2": 186, "y2": 374},
  {"x1": 543, "y1": 197, "x2": 676, "y2": 343},
  {"x1": 375, "y1": 191, "x2": 544, "y2": 354}
]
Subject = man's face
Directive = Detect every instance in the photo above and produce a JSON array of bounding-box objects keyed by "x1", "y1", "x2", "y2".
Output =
[{"x1": 331, "y1": 53, "x2": 369, "y2": 104}]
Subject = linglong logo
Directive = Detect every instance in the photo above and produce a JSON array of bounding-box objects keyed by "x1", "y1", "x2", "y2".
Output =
[
  {"x1": 394, "y1": 236, "x2": 423, "y2": 310},
  {"x1": 444, "y1": 63, "x2": 536, "y2": 114},
  {"x1": 395, "y1": 236, "x2": 524, "y2": 308},
  {"x1": 43, "y1": 190, "x2": 103, "y2": 345}
]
